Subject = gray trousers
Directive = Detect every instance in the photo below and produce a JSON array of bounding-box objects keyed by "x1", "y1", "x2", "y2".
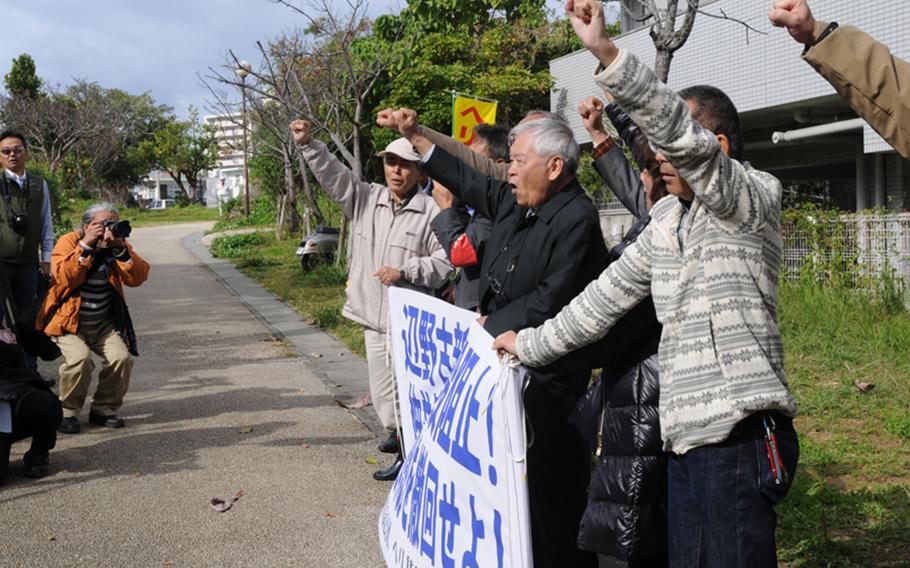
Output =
[{"x1": 363, "y1": 329, "x2": 396, "y2": 431}]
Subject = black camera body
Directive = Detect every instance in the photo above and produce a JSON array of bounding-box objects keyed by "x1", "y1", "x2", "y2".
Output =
[
  {"x1": 9, "y1": 213, "x2": 29, "y2": 235},
  {"x1": 102, "y1": 219, "x2": 132, "y2": 239}
]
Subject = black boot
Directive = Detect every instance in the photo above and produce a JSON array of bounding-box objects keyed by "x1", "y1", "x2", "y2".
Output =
[
  {"x1": 373, "y1": 452, "x2": 403, "y2": 481},
  {"x1": 23, "y1": 450, "x2": 50, "y2": 479},
  {"x1": 378, "y1": 431, "x2": 400, "y2": 454}
]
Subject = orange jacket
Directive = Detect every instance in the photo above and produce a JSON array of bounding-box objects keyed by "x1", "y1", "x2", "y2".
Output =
[{"x1": 38, "y1": 231, "x2": 150, "y2": 337}]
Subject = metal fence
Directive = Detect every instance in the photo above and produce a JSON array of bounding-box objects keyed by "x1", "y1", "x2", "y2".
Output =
[
  {"x1": 598, "y1": 206, "x2": 910, "y2": 287},
  {"x1": 781, "y1": 213, "x2": 910, "y2": 286}
]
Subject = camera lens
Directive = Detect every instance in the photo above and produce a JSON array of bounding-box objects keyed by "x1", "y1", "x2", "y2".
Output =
[
  {"x1": 10, "y1": 213, "x2": 28, "y2": 235},
  {"x1": 105, "y1": 220, "x2": 132, "y2": 239}
]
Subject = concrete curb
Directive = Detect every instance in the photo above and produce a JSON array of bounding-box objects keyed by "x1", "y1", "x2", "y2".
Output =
[{"x1": 181, "y1": 231, "x2": 385, "y2": 438}]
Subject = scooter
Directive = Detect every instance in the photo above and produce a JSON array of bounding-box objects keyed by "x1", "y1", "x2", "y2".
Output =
[{"x1": 295, "y1": 226, "x2": 340, "y2": 270}]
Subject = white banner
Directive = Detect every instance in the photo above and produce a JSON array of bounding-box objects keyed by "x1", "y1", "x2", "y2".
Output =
[{"x1": 380, "y1": 288, "x2": 532, "y2": 568}]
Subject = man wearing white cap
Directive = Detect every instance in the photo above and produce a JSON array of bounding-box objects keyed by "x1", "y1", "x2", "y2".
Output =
[{"x1": 290, "y1": 120, "x2": 453, "y2": 481}]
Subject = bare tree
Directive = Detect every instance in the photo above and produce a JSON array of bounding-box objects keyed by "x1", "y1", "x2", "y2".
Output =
[
  {"x1": 2, "y1": 83, "x2": 107, "y2": 176},
  {"x1": 203, "y1": 0, "x2": 407, "y2": 247},
  {"x1": 618, "y1": 0, "x2": 766, "y2": 82},
  {"x1": 619, "y1": 0, "x2": 700, "y2": 82},
  {"x1": 204, "y1": 40, "x2": 315, "y2": 237},
  {"x1": 3, "y1": 81, "x2": 171, "y2": 203}
]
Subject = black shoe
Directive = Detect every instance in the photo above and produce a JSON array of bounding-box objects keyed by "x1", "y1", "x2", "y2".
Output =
[
  {"x1": 57, "y1": 417, "x2": 81, "y2": 434},
  {"x1": 23, "y1": 450, "x2": 50, "y2": 479},
  {"x1": 378, "y1": 432, "x2": 400, "y2": 454},
  {"x1": 88, "y1": 412, "x2": 125, "y2": 429},
  {"x1": 373, "y1": 456, "x2": 403, "y2": 481},
  {"x1": 43, "y1": 378, "x2": 56, "y2": 388}
]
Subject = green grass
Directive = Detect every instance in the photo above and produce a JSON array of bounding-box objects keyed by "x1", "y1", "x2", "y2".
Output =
[
  {"x1": 776, "y1": 279, "x2": 910, "y2": 567},
  {"x1": 214, "y1": 233, "x2": 909, "y2": 565},
  {"x1": 209, "y1": 232, "x2": 364, "y2": 357},
  {"x1": 125, "y1": 204, "x2": 220, "y2": 227},
  {"x1": 57, "y1": 197, "x2": 219, "y2": 233}
]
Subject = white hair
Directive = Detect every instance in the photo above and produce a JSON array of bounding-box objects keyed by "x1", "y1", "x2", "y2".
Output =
[
  {"x1": 523, "y1": 109, "x2": 567, "y2": 124},
  {"x1": 509, "y1": 118, "x2": 580, "y2": 174},
  {"x1": 82, "y1": 202, "x2": 119, "y2": 226}
]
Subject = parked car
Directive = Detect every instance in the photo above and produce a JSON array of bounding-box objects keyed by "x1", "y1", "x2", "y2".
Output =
[
  {"x1": 295, "y1": 227, "x2": 340, "y2": 270},
  {"x1": 147, "y1": 199, "x2": 176, "y2": 210}
]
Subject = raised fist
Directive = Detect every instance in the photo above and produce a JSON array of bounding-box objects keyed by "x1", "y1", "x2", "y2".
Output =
[
  {"x1": 578, "y1": 96, "x2": 606, "y2": 135},
  {"x1": 768, "y1": 0, "x2": 817, "y2": 45},
  {"x1": 376, "y1": 108, "x2": 398, "y2": 129},
  {"x1": 289, "y1": 119, "x2": 311, "y2": 145},
  {"x1": 393, "y1": 108, "x2": 419, "y2": 139},
  {"x1": 566, "y1": 0, "x2": 614, "y2": 60}
]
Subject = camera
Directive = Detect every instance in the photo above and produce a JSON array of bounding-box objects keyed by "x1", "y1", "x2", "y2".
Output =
[
  {"x1": 9, "y1": 213, "x2": 29, "y2": 235},
  {"x1": 102, "y1": 219, "x2": 132, "y2": 239}
]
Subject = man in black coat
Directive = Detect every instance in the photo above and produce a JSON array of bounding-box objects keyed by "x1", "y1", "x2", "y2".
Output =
[
  {"x1": 1, "y1": 272, "x2": 62, "y2": 485},
  {"x1": 378, "y1": 108, "x2": 607, "y2": 568}
]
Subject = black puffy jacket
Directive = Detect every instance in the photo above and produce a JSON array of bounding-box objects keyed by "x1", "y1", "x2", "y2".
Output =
[
  {"x1": 575, "y1": 315, "x2": 666, "y2": 564},
  {"x1": 548, "y1": 227, "x2": 667, "y2": 564},
  {"x1": 541, "y1": 260, "x2": 667, "y2": 564}
]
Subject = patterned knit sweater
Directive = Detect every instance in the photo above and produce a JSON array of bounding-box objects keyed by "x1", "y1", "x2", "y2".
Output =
[{"x1": 516, "y1": 49, "x2": 798, "y2": 454}]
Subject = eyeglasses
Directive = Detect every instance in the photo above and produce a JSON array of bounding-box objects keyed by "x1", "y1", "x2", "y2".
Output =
[{"x1": 0, "y1": 146, "x2": 25, "y2": 156}]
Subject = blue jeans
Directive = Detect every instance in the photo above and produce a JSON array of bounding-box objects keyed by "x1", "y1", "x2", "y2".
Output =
[{"x1": 667, "y1": 412, "x2": 799, "y2": 568}]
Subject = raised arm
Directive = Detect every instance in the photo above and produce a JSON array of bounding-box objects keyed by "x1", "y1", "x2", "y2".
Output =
[
  {"x1": 568, "y1": 0, "x2": 778, "y2": 233},
  {"x1": 580, "y1": 96, "x2": 647, "y2": 219},
  {"x1": 420, "y1": 124, "x2": 510, "y2": 181},
  {"x1": 39, "y1": 180, "x2": 53, "y2": 267},
  {"x1": 290, "y1": 120, "x2": 370, "y2": 220},
  {"x1": 419, "y1": 144, "x2": 510, "y2": 222},
  {"x1": 768, "y1": 0, "x2": 910, "y2": 159},
  {"x1": 594, "y1": 148, "x2": 647, "y2": 219}
]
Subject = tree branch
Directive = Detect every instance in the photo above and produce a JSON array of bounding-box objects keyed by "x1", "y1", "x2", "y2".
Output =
[{"x1": 696, "y1": 7, "x2": 769, "y2": 44}]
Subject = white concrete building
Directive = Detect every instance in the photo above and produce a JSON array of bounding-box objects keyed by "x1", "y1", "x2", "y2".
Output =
[
  {"x1": 135, "y1": 170, "x2": 183, "y2": 204},
  {"x1": 204, "y1": 112, "x2": 247, "y2": 207},
  {"x1": 551, "y1": 0, "x2": 910, "y2": 212}
]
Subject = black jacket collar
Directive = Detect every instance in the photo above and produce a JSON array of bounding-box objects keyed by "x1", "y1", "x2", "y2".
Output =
[{"x1": 530, "y1": 178, "x2": 585, "y2": 224}]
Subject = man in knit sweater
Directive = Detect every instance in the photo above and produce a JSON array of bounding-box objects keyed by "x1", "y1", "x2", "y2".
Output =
[{"x1": 495, "y1": 2, "x2": 800, "y2": 566}]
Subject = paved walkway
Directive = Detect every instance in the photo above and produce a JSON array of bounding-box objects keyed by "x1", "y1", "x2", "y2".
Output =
[{"x1": 1, "y1": 222, "x2": 391, "y2": 567}]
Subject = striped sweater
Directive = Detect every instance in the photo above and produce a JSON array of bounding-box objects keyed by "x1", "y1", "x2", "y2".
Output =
[{"x1": 516, "y1": 49, "x2": 798, "y2": 454}]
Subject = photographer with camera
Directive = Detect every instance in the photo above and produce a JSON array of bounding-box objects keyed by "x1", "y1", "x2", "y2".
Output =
[
  {"x1": 0, "y1": 130, "x2": 55, "y2": 376},
  {"x1": 38, "y1": 203, "x2": 149, "y2": 434}
]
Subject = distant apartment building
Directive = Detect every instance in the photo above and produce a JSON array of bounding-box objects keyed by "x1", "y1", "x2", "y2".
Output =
[
  {"x1": 204, "y1": 112, "x2": 248, "y2": 207},
  {"x1": 551, "y1": 0, "x2": 909, "y2": 212}
]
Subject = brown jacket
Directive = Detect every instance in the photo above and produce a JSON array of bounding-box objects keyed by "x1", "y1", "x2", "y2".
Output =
[
  {"x1": 421, "y1": 125, "x2": 509, "y2": 181},
  {"x1": 298, "y1": 140, "x2": 453, "y2": 332},
  {"x1": 38, "y1": 231, "x2": 150, "y2": 337},
  {"x1": 804, "y1": 21, "x2": 910, "y2": 159}
]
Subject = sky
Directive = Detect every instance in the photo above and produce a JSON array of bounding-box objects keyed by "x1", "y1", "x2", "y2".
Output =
[{"x1": 4, "y1": 0, "x2": 608, "y2": 119}]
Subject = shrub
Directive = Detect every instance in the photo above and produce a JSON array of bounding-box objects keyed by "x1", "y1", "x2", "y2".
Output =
[
  {"x1": 210, "y1": 232, "x2": 269, "y2": 258},
  {"x1": 214, "y1": 195, "x2": 278, "y2": 231}
]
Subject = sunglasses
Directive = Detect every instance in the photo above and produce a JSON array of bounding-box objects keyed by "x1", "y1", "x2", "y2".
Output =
[{"x1": 0, "y1": 146, "x2": 25, "y2": 156}]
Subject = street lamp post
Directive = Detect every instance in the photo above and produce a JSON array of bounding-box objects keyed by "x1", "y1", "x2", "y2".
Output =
[{"x1": 235, "y1": 60, "x2": 252, "y2": 217}]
